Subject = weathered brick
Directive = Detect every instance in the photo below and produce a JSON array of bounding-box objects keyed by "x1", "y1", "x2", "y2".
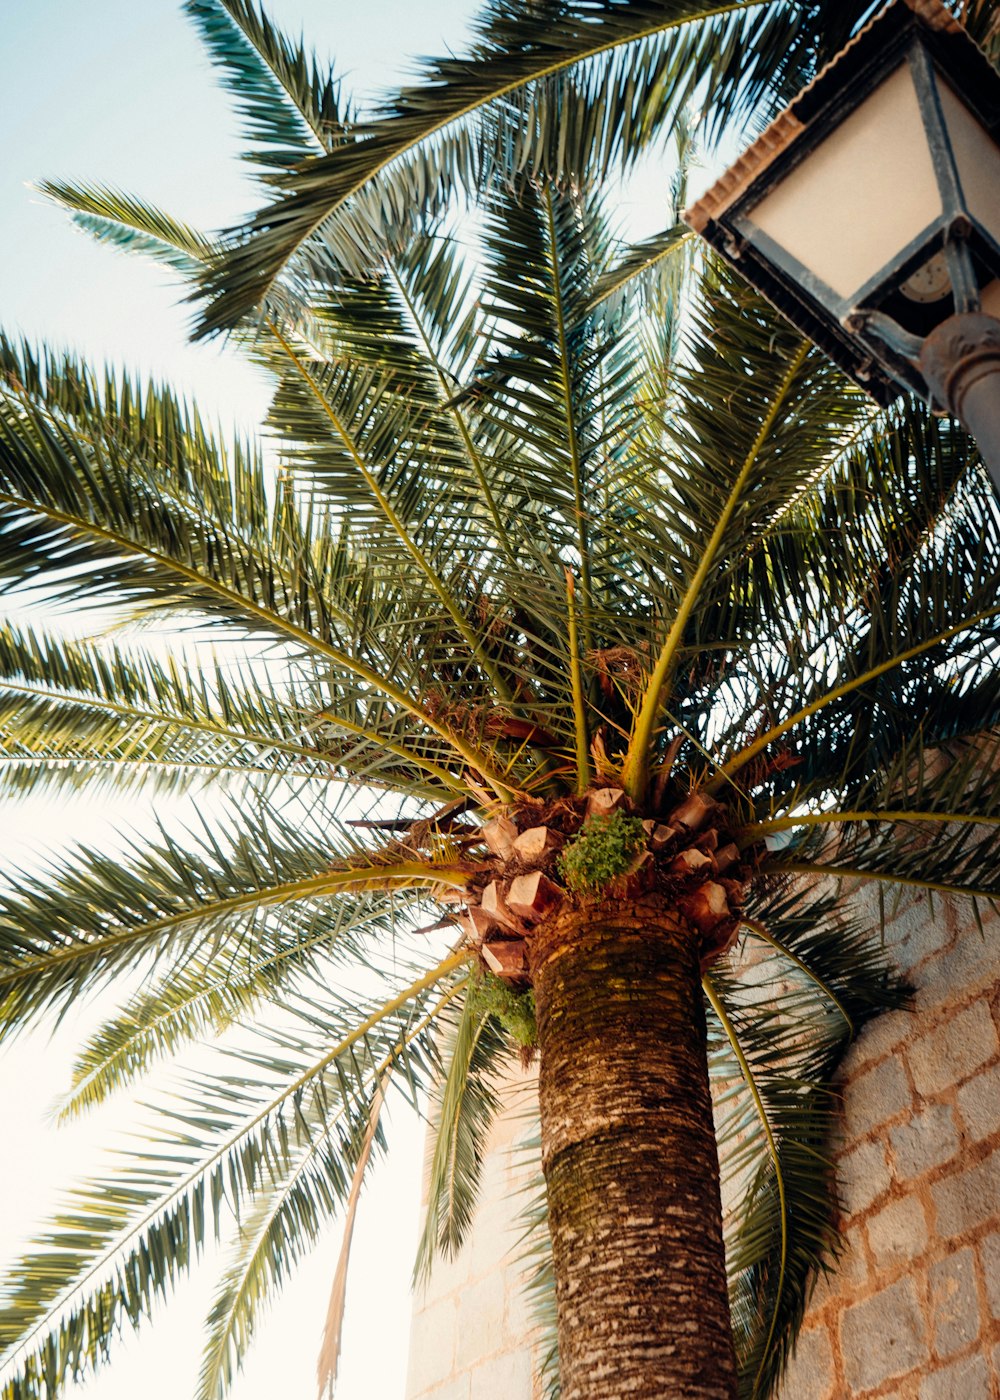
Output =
[
  {"x1": 840, "y1": 1278, "x2": 928, "y2": 1391},
  {"x1": 504, "y1": 1274, "x2": 534, "y2": 1341},
  {"x1": 415, "y1": 1240, "x2": 473, "y2": 1299},
  {"x1": 866, "y1": 1194, "x2": 928, "y2": 1269},
  {"x1": 907, "y1": 1002, "x2": 999, "y2": 1096},
  {"x1": 841, "y1": 1226, "x2": 869, "y2": 1287},
  {"x1": 406, "y1": 1295, "x2": 459, "y2": 1396},
  {"x1": 809, "y1": 1228, "x2": 866, "y2": 1310},
  {"x1": 846, "y1": 1008, "x2": 915, "y2": 1070},
  {"x1": 466, "y1": 1348, "x2": 533, "y2": 1395},
  {"x1": 838, "y1": 1138, "x2": 892, "y2": 1219},
  {"x1": 411, "y1": 1379, "x2": 470, "y2": 1400},
  {"x1": 843, "y1": 1056, "x2": 912, "y2": 1142},
  {"x1": 914, "y1": 933, "x2": 1000, "y2": 1013},
  {"x1": 929, "y1": 1248, "x2": 980, "y2": 1357},
  {"x1": 979, "y1": 1231, "x2": 1000, "y2": 1319},
  {"x1": 463, "y1": 1203, "x2": 521, "y2": 1281},
  {"x1": 890, "y1": 1103, "x2": 958, "y2": 1181},
  {"x1": 918, "y1": 1351, "x2": 991, "y2": 1400},
  {"x1": 892, "y1": 899, "x2": 952, "y2": 974},
  {"x1": 931, "y1": 1147, "x2": 1000, "y2": 1238},
  {"x1": 956, "y1": 1060, "x2": 1000, "y2": 1142},
  {"x1": 776, "y1": 1326, "x2": 834, "y2": 1400}
]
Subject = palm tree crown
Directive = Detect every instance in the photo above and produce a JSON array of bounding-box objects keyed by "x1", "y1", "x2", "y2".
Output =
[{"x1": 1, "y1": 1, "x2": 999, "y2": 1397}]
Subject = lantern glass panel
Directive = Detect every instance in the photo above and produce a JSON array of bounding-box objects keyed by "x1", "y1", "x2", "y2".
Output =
[
  {"x1": 747, "y1": 63, "x2": 941, "y2": 300},
  {"x1": 938, "y1": 79, "x2": 1000, "y2": 249}
]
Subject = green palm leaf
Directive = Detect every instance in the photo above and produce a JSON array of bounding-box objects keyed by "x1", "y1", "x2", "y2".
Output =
[
  {"x1": 184, "y1": 0, "x2": 352, "y2": 170},
  {"x1": 708, "y1": 885, "x2": 906, "y2": 1399},
  {"x1": 413, "y1": 986, "x2": 510, "y2": 1281},
  {"x1": 0, "y1": 801, "x2": 469, "y2": 1038},
  {"x1": 0, "y1": 957, "x2": 465, "y2": 1400},
  {"x1": 196, "y1": 0, "x2": 878, "y2": 334}
]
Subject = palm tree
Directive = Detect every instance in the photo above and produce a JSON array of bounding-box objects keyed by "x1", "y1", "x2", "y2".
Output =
[{"x1": 1, "y1": 1, "x2": 999, "y2": 1398}]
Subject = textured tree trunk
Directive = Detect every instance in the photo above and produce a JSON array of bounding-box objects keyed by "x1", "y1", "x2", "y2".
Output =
[{"x1": 529, "y1": 893, "x2": 738, "y2": 1400}]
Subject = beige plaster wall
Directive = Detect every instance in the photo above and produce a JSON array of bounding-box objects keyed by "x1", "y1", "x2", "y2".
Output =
[{"x1": 405, "y1": 891, "x2": 1000, "y2": 1399}]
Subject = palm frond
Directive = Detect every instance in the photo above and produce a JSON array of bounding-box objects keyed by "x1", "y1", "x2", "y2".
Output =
[
  {"x1": 0, "y1": 958, "x2": 465, "y2": 1400},
  {"x1": 623, "y1": 334, "x2": 814, "y2": 799},
  {"x1": 196, "y1": 0, "x2": 879, "y2": 333},
  {"x1": 313, "y1": 1072, "x2": 388, "y2": 1400},
  {"x1": 0, "y1": 622, "x2": 338, "y2": 786},
  {"x1": 0, "y1": 342, "x2": 522, "y2": 791},
  {"x1": 0, "y1": 798, "x2": 469, "y2": 1040},
  {"x1": 184, "y1": 0, "x2": 352, "y2": 170},
  {"x1": 708, "y1": 884, "x2": 906, "y2": 1398},
  {"x1": 413, "y1": 984, "x2": 509, "y2": 1282},
  {"x1": 38, "y1": 182, "x2": 214, "y2": 279},
  {"x1": 53, "y1": 897, "x2": 404, "y2": 1122}
]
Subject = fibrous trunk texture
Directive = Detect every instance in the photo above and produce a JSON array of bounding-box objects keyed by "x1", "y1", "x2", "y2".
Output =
[{"x1": 530, "y1": 894, "x2": 737, "y2": 1400}]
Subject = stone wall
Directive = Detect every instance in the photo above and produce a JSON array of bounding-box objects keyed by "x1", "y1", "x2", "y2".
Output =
[
  {"x1": 405, "y1": 891, "x2": 1000, "y2": 1398},
  {"x1": 777, "y1": 891, "x2": 1000, "y2": 1400}
]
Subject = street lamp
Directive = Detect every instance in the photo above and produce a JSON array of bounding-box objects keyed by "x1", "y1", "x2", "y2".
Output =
[{"x1": 683, "y1": 0, "x2": 1000, "y2": 489}]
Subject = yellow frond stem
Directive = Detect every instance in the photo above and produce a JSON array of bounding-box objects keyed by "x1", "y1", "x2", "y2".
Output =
[
  {"x1": 565, "y1": 569, "x2": 591, "y2": 795},
  {"x1": 0, "y1": 863, "x2": 472, "y2": 992}
]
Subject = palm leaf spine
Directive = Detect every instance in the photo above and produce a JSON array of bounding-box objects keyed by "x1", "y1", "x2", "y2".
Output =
[
  {"x1": 314, "y1": 1072, "x2": 388, "y2": 1400},
  {"x1": 0, "y1": 487, "x2": 516, "y2": 796},
  {"x1": 746, "y1": 810, "x2": 1000, "y2": 838},
  {"x1": 0, "y1": 678, "x2": 333, "y2": 767},
  {"x1": 266, "y1": 320, "x2": 516, "y2": 708},
  {"x1": 312, "y1": 711, "x2": 467, "y2": 793},
  {"x1": 769, "y1": 863, "x2": 1000, "y2": 903},
  {"x1": 542, "y1": 187, "x2": 592, "y2": 652},
  {"x1": 565, "y1": 569, "x2": 590, "y2": 795},
  {"x1": 0, "y1": 865, "x2": 471, "y2": 994},
  {"x1": 386, "y1": 260, "x2": 521, "y2": 578}
]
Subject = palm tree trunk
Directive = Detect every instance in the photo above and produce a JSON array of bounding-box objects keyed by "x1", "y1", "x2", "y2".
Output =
[{"x1": 530, "y1": 893, "x2": 737, "y2": 1400}]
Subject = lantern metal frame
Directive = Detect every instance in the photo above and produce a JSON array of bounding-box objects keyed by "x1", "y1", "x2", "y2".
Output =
[{"x1": 684, "y1": 0, "x2": 1000, "y2": 407}]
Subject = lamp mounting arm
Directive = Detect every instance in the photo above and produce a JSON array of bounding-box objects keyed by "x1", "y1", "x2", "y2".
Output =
[
  {"x1": 919, "y1": 312, "x2": 1000, "y2": 494},
  {"x1": 843, "y1": 306, "x2": 1000, "y2": 497}
]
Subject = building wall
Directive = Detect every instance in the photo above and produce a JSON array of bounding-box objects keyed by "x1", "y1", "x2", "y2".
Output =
[
  {"x1": 405, "y1": 891, "x2": 1000, "y2": 1399},
  {"x1": 776, "y1": 890, "x2": 1000, "y2": 1400},
  {"x1": 404, "y1": 1068, "x2": 544, "y2": 1400}
]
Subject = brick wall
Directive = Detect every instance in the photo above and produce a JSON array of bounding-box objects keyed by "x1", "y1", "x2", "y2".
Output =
[
  {"x1": 405, "y1": 891, "x2": 1000, "y2": 1398},
  {"x1": 777, "y1": 891, "x2": 1000, "y2": 1400}
]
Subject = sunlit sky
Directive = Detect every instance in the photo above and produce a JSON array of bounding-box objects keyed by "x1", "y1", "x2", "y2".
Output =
[{"x1": 0, "y1": 3, "x2": 680, "y2": 1398}]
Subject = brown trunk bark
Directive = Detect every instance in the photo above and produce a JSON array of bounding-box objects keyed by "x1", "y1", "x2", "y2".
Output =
[{"x1": 529, "y1": 893, "x2": 738, "y2": 1400}]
